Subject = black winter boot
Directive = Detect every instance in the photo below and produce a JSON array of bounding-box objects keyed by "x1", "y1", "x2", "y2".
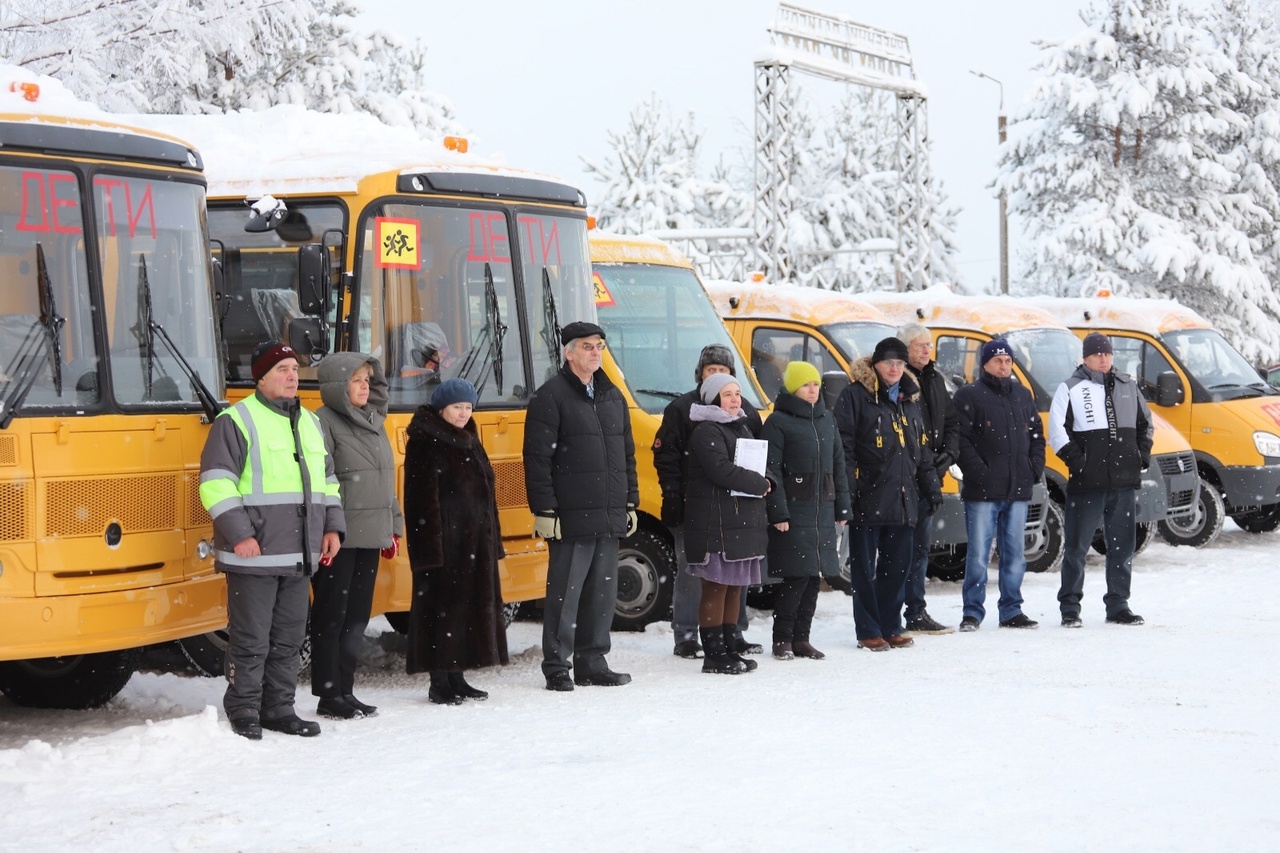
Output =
[
  {"x1": 428, "y1": 671, "x2": 464, "y2": 705},
  {"x1": 448, "y1": 671, "x2": 489, "y2": 700},
  {"x1": 722, "y1": 625, "x2": 758, "y2": 671},
  {"x1": 700, "y1": 627, "x2": 745, "y2": 675}
]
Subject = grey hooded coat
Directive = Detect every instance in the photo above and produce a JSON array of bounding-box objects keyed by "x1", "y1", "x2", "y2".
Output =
[{"x1": 316, "y1": 352, "x2": 404, "y2": 549}]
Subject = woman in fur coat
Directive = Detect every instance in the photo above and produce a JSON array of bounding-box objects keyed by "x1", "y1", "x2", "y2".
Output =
[{"x1": 403, "y1": 378, "x2": 509, "y2": 704}]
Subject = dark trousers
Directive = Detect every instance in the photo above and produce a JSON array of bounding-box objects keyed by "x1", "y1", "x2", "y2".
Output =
[
  {"x1": 542, "y1": 537, "x2": 618, "y2": 678},
  {"x1": 848, "y1": 525, "x2": 913, "y2": 641},
  {"x1": 309, "y1": 547, "x2": 380, "y2": 698},
  {"x1": 1060, "y1": 489, "x2": 1137, "y2": 617},
  {"x1": 905, "y1": 498, "x2": 933, "y2": 619},
  {"x1": 773, "y1": 576, "x2": 820, "y2": 643},
  {"x1": 223, "y1": 571, "x2": 310, "y2": 722}
]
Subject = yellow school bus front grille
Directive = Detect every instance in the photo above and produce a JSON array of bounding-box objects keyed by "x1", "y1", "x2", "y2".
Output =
[
  {"x1": 188, "y1": 474, "x2": 211, "y2": 526},
  {"x1": 492, "y1": 459, "x2": 529, "y2": 511},
  {"x1": 0, "y1": 435, "x2": 17, "y2": 467},
  {"x1": 0, "y1": 479, "x2": 30, "y2": 541},
  {"x1": 46, "y1": 474, "x2": 178, "y2": 537}
]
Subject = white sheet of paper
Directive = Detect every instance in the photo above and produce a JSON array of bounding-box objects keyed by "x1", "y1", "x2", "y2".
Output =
[{"x1": 731, "y1": 438, "x2": 769, "y2": 497}]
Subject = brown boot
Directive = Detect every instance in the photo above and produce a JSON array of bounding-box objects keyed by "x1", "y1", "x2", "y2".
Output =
[
  {"x1": 792, "y1": 640, "x2": 825, "y2": 659},
  {"x1": 772, "y1": 641, "x2": 795, "y2": 660}
]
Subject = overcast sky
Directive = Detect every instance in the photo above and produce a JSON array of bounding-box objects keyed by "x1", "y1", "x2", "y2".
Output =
[{"x1": 357, "y1": 1, "x2": 1089, "y2": 292}]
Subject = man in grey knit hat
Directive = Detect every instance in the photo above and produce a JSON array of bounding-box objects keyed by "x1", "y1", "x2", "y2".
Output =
[{"x1": 653, "y1": 343, "x2": 763, "y2": 658}]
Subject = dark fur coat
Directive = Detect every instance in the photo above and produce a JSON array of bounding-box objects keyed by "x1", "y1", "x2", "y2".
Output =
[{"x1": 403, "y1": 406, "x2": 508, "y2": 672}]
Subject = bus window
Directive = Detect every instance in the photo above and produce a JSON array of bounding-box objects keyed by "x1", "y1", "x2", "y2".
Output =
[
  {"x1": 935, "y1": 334, "x2": 982, "y2": 385},
  {"x1": 516, "y1": 210, "x2": 594, "y2": 390},
  {"x1": 96, "y1": 176, "x2": 219, "y2": 407},
  {"x1": 0, "y1": 165, "x2": 97, "y2": 408},
  {"x1": 750, "y1": 327, "x2": 839, "y2": 402}
]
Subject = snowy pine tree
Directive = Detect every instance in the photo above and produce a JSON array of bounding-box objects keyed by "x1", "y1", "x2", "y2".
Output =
[
  {"x1": 0, "y1": 0, "x2": 463, "y2": 139},
  {"x1": 582, "y1": 94, "x2": 749, "y2": 235},
  {"x1": 999, "y1": 0, "x2": 1280, "y2": 361}
]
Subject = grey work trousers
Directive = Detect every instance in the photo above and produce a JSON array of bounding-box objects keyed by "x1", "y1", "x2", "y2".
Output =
[
  {"x1": 1060, "y1": 489, "x2": 1137, "y2": 618},
  {"x1": 542, "y1": 537, "x2": 618, "y2": 678},
  {"x1": 670, "y1": 525, "x2": 752, "y2": 644},
  {"x1": 223, "y1": 571, "x2": 310, "y2": 722}
]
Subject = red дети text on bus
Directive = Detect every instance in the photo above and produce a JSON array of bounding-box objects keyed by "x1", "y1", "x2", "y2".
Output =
[
  {"x1": 467, "y1": 211, "x2": 510, "y2": 263},
  {"x1": 516, "y1": 215, "x2": 562, "y2": 266},
  {"x1": 17, "y1": 171, "x2": 158, "y2": 239},
  {"x1": 94, "y1": 177, "x2": 157, "y2": 240},
  {"x1": 17, "y1": 171, "x2": 80, "y2": 234}
]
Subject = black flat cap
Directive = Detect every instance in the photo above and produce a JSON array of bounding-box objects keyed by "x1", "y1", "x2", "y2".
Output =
[{"x1": 560, "y1": 321, "x2": 606, "y2": 346}]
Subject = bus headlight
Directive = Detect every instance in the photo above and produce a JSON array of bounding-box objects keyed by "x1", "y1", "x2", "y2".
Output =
[{"x1": 1253, "y1": 431, "x2": 1280, "y2": 459}]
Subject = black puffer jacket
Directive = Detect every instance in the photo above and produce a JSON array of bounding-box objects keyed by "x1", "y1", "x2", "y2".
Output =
[
  {"x1": 523, "y1": 362, "x2": 638, "y2": 539},
  {"x1": 683, "y1": 405, "x2": 771, "y2": 564},
  {"x1": 834, "y1": 358, "x2": 940, "y2": 528},
  {"x1": 761, "y1": 391, "x2": 851, "y2": 578},
  {"x1": 906, "y1": 360, "x2": 960, "y2": 478},
  {"x1": 952, "y1": 370, "x2": 1046, "y2": 503},
  {"x1": 653, "y1": 388, "x2": 762, "y2": 526}
]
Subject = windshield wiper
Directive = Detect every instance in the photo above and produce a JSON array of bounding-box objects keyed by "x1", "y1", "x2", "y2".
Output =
[
  {"x1": 541, "y1": 267, "x2": 561, "y2": 370},
  {"x1": 456, "y1": 263, "x2": 508, "y2": 397},
  {"x1": 635, "y1": 389, "x2": 680, "y2": 400},
  {"x1": 135, "y1": 255, "x2": 224, "y2": 421},
  {"x1": 0, "y1": 244, "x2": 65, "y2": 429}
]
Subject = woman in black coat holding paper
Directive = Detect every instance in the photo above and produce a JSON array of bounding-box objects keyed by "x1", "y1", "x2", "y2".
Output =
[{"x1": 683, "y1": 373, "x2": 772, "y2": 675}]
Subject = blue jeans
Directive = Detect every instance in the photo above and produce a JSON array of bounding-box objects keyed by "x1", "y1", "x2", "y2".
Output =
[
  {"x1": 962, "y1": 500, "x2": 1028, "y2": 623},
  {"x1": 1059, "y1": 490, "x2": 1137, "y2": 618}
]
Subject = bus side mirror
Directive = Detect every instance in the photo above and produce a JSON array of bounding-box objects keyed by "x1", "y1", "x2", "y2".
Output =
[
  {"x1": 286, "y1": 317, "x2": 329, "y2": 363},
  {"x1": 1156, "y1": 370, "x2": 1184, "y2": 407},
  {"x1": 297, "y1": 244, "x2": 327, "y2": 315}
]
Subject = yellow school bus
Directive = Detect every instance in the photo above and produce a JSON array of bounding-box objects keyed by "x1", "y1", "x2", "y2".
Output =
[
  {"x1": 0, "y1": 89, "x2": 225, "y2": 707},
  {"x1": 863, "y1": 287, "x2": 1201, "y2": 554},
  {"x1": 590, "y1": 232, "x2": 768, "y2": 626},
  {"x1": 143, "y1": 110, "x2": 596, "y2": 666},
  {"x1": 1030, "y1": 293, "x2": 1280, "y2": 545}
]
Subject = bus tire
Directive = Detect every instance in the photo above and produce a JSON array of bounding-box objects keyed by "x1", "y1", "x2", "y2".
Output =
[
  {"x1": 1091, "y1": 521, "x2": 1155, "y2": 556},
  {"x1": 0, "y1": 649, "x2": 139, "y2": 709},
  {"x1": 612, "y1": 526, "x2": 674, "y2": 632},
  {"x1": 1158, "y1": 483, "x2": 1225, "y2": 547},
  {"x1": 1231, "y1": 503, "x2": 1280, "y2": 534},
  {"x1": 927, "y1": 545, "x2": 967, "y2": 583},
  {"x1": 178, "y1": 631, "x2": 229, "y2": 677},
  {"x1": 1025, "y1": 499, "x2": 1065, "y2": 573}
]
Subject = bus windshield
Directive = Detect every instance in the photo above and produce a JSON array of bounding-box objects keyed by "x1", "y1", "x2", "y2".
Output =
[
  {"x1": 1164, "y1": 328, "x2": 1277, "y2": 400},
  {"x1": 593, "y1": 263, "x2": 764, "y2": 414},
  {"x1": 364, "y1": 203, "x2": 593, "y2": 409},
  {"x1": 822, "y1": 320, "x2": 898, "y2": 365},
  {"x1": 1004, "y1": 326, "x2": 1084, "y2": 409},
  {"x1": 96, "y1": 176, "x2": 222, "y2": 408}
]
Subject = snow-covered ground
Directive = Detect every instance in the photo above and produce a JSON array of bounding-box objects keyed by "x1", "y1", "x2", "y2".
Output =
[{"x1": 3, "y1": 524, "x2": 1277, "y2": 852}]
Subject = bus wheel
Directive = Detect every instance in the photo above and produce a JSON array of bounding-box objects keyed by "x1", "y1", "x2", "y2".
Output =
[
  {"x1": 927, "y1": 545, "x2": 967, "y2": 583},
  {"x1": 1158, "y1": 484, "x2": 1224, "y2": 547},
  {"x1": 178, "y1": 632, "x2": 228, "y2": 677},
  {"x1": 1025, "y1": 500, "x2": 1065, "y2": 573},
  {"x1": 0, "y1": 649, "x2": 139, "y2": 709},
  {"x1": 501, "y1": 602, "x2": 519, "y2": 628},
  {"x1": 383, "y1": 612, "x2": 409, "y2": 634},
  {"x1": 612, "y1": 527, "x2": 674, "y2": 632},
  {"x1": 827, "y1": 525, "x2": 852, "y2": 593},
  {"x1": 1091, "y1": 521, "x2": 1155, "y2": 556},
  {"x1": 1231, "y1": 503, "x2": 1280, "y2": 533}
]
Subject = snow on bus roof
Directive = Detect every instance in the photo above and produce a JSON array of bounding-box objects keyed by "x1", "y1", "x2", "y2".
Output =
[
  {"x1": 589, "y1": 231, "x2": 694, "y2": 268},
  {"x1": 1021, "y1": 294, "x2": 1212, "y2": 337},
  {"x1": 861, "y1": 284, "x2": 1067, "y2": 332},
  {"x1": 0, "y1": 65, "x2": 572, "y2": 198},
  {"x1": 702, "y1": 279, "x2": 891, "y2": 325}
]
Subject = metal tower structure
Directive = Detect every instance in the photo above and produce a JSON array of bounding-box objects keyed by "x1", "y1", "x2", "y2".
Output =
[{"x1": 756, "y1": 3, "x2": 931, "y2": 289}]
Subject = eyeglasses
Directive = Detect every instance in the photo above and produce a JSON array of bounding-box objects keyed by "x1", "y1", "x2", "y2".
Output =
[
  {"x1": 909, "y1": 342, "x2": 933, "y2": 351},
  {"x1": 576, "y1": 342, "x2": 607, "y2": 353},
  {"x1": 880, "y1": 359, "x2": 907, "y2": 369}
]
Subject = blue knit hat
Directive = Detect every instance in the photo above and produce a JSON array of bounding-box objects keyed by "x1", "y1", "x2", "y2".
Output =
[
  {"x1": 430, "y1": 378, "x2": 477, "y2": 411},
  {"x1": 981, "y1": 338, "x2": 1013, "y2": 365}
]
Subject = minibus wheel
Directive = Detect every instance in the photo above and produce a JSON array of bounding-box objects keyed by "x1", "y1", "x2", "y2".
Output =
[
  {"x1": 0, "y1": 649, "x2": 139, "y2": 709},
  {"x1": 612, "y1": 527, "x2": 674, "y2": 631},
  {"x1": 1158, "y1": 483, "x2": 1224, "y2": 547}
]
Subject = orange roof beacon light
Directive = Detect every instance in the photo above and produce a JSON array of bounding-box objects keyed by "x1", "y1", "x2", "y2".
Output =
[
  {"x1": 8, "y1": 81, "x2": 39, "y2": 102},
  {"x1": 442, "y1": 135, "x2": 469, "y2": 153}
]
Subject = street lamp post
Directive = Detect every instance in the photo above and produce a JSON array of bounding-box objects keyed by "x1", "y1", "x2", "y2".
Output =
[{"x1": 970, "y1": 70, "x2": 1008, "y2": 295}]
